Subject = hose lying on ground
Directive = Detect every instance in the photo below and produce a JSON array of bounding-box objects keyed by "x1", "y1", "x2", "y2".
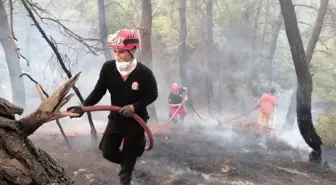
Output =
[{"x1": 74, "y1": 105, "x2": 154, "y2": 151}]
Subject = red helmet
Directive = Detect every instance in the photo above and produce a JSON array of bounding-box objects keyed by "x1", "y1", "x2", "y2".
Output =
[
  {"x1": 171, "y1": 83, "x2": 179, "y2": 93},
  {"x1": 107, "y1": 29, "x2": 140, "y2": 50}
]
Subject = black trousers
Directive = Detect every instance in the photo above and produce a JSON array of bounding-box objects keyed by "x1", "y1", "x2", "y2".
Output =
[{"x1": 99, "y1": 115, "x2": 147, "y2": 185}]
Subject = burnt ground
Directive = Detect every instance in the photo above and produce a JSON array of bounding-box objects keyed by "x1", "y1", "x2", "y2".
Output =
[{"x1": 30, "y1": 121, "x2": 336, "y2": 185}]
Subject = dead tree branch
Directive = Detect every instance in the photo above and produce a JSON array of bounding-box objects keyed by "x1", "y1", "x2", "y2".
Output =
[
  {"x1": 27, "y1": 0, "x2": 104, "y2": 55},
  {"x1": 294, "y1": 4, "x2": 318, "y2": 11},
  {"x1": 20, "y1": 0, "x2": 98, "y2": 145},
  {"x1": 8, "y1": 0, "x2": 30, "y2": 66},
  {"x1": 19, "y1": 72, "x2": 72, "y2": 149},
  {"x1": 8, "y1": 0, "x2": 20, "y2": 58},
  {"x1": 19, "y1": 72, "x2": 80, "y2": 136}
]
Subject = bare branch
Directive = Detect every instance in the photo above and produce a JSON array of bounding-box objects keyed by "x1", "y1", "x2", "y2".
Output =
[
  {"x1": 19, "y1": 73, "x2": 48, "y2": 96},
  {"x1": 26, "y1": 0, "x2": 103, "y2": 55},
  {"x1": 105, "y1": 1, "x2": 143, "y2": 30},
  {"x1": 293, "y1": 4, "x2": 318, "y2": 11},
  {"x1": 8, "y1": 0, "x2": 20, "y2": 59},
  {"x1": 298, "y1": 21, "x2": 313, "y2": 27},
  {"x1": 20, "y1": 0, "x2": 98, "y2": 143},
  {"x1": 18, "y1": 52, "x2": 30, "y2": 66},
  {"x1": 315, "y1": 49, "x2": 331, "y2": 56}
]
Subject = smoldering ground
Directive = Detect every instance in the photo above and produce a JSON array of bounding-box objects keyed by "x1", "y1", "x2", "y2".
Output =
[{"x1": 29, "y1": 112, "x2": 336, "y2": 185}]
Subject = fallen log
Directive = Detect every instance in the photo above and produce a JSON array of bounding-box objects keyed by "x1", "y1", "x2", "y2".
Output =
[{"x1": 0, "y1": 72, "x2": 81, "y2": 185}]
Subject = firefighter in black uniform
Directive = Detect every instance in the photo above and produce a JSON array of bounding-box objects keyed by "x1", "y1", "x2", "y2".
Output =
[
  {"x1": 66, "y1": 29, "x2": 158, "y2": 185},
  {"x1": 168, "y1": 83, "x2": 188, "y2": 124}
]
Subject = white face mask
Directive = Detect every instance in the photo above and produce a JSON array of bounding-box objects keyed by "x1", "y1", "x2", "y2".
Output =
[{"x1": 116, "y1": 58, "x2": 137, "y2": 76}]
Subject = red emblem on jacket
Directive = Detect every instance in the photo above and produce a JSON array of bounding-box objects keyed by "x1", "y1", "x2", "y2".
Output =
[{"x1": 131, "y1": 81, "x2": 139, "y2": 90}]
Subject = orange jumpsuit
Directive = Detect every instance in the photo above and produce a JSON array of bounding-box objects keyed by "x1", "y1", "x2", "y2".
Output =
[{"x1": 254, "y1": 93, "x2": 278, "y2": 127}]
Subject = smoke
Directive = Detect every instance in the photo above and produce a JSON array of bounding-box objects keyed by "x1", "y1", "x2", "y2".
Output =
[{"x1": 0, "y1": 0, "x2": 325, "y2": 165}]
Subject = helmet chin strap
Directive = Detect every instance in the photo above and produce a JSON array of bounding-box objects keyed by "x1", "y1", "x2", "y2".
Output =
[
  {"x1": 127, "y1": 50, "x2": 134, "y2": 59},
  {"x1": 126, "y1": 46, "x2": 136, "y2": 59}
]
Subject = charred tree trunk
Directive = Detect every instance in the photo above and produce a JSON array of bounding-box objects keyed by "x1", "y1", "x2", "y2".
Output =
[
  {"x1": 0, "y1": 0, "x2": 26, "y2": 108},
  {"x1": 98, "y1": 0, "x2": 113, "y2": 60},
  {"x1": 265, "y1": 13, "x2": 282, "y2": 86},
  {"x1": 0, "y1": 73, "x2": 80, "y2": 185},
  {"x1": 140, "y1": 0, "x2": 158, "y2": 122},
  {"x1": 283, "y1": 0, "x2": 329, "y2": 131},
  {"x1": 279, "y1": 0, "x2": 323, "y2": 161}
]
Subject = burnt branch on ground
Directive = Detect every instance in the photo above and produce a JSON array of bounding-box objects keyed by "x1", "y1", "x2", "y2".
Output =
[
  {"x1": 20, "y1": 0, "x2": 98, "y2": 145},
  {"x1": 19, "y1": 72, "x2": 72, "y2": 149}
]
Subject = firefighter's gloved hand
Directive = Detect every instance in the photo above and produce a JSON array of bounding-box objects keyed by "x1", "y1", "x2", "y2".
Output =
[
  {"x1": 66, "y1": 106, "x2": 84, "y2": 118},
  {"x1": 119, "y1": 105, "x2": 134, "y2": 118}
]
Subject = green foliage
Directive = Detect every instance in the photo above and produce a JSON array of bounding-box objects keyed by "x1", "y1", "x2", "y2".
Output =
[
  {"x1": 312, "y1": 39, "x2": 336, "y2": 100},
  {"x1": 316, "y1": 114, "x2": 336, "y2": 147}
]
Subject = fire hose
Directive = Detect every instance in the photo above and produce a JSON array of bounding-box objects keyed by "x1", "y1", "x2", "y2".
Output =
[
  {"x1": 168, "y1": 98, "x2": 187, "y2": 122},
  {"x1": 185, "y1": 101, "x2": 206, "y2": 121},
  {"x1": 153, "y1": 97, "x2": 188, "y2": 134},
  {"x1": 226, "y1": 108, "x2": 256, "y2": 122},
  {"x1": 74, "y1": 105, "x2": 154, "y2": 151}
]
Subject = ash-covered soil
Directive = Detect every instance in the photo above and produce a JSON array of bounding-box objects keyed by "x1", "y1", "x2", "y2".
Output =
[{"x1": 30, "y1": 122, "x2": 336, "y2": 185}]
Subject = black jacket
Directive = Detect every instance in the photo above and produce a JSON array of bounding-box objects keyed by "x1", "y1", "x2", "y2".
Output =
[{"x1": 82, "y1": 60, "x2": 158, "y2": 120}]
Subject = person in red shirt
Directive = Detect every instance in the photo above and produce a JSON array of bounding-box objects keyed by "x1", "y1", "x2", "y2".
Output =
[
  {"x1": 253, "y1": 88, "x2": 278, "y2": 128},
  {"x1": 168, "y1": 83, "x2": 188, "y2": 124}
]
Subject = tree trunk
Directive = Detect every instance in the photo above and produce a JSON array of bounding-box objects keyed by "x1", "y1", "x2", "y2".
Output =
[
  {"x1": 283, "y1": 0, "x2": 329, "y2": 131},
  {"x1": 0, "y1": 0, "x2": 26, "y2": 108},
  {"x1": 0, "y1": 73, "x2": 80, "y2": 185},
  {"x1": 283, "y1": 88, "x2": 297, "y2": 130},
  {"x1": 205, "y1": 0, "x2": 216, "y2": 115},
  {"x1": 178, "y1": 0, "x2": 194, "y2": 112},
  {"x1": 305, "y1": 0, "x2": 329, "y2": 64},
  {"x1": 98, "y1": 0, "x2": 113, "y2": 60},
  {"x1": 260, "y1": 0, "x2": 270, "y2": 49},
  {"x1": 178, "y1": 0, "x2": 187, "y2": 86},
  {"x1": 265, "y1": 13, "x2": 282, "y2": 86},
  {"x1": 279, "y1": 0, "x2": 323, "y2": 159},
  {"x1": 140, "y1": 0, "x2": 158, "y2": 122},
  {"x1": 252, "y1": 0, "x2": 262, "y2": 52}
]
